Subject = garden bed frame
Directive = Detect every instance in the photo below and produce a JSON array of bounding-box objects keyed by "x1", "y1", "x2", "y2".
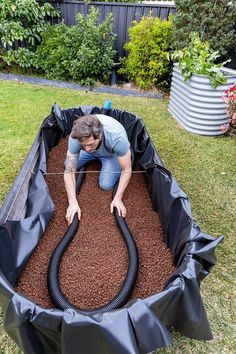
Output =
[{"x1": 0, "y1": 104, "x2": 223, "y2": 354}]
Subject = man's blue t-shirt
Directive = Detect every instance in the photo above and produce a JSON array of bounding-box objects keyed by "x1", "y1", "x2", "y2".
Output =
[{"x1": 68, "y1": 114, "x2": 130, "y2": 157}]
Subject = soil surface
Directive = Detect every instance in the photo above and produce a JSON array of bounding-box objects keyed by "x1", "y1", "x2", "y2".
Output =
[{"x1": 15, "y1": 138, "x2": 175, "y2": 310}]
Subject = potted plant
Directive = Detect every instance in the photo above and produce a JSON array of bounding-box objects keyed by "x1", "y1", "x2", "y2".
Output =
[{"x1": 168, "y1": 33, "x2": 236, "y2": 136}]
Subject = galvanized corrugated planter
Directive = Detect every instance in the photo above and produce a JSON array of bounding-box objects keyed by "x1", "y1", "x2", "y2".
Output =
[{"x1": 168, "y1": 63, "x2": 236, "y2": 136}]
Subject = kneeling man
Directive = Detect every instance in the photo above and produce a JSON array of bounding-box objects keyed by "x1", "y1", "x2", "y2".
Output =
[{"x1": 64, "y1": 114, "x2": 132, "y2": 224}]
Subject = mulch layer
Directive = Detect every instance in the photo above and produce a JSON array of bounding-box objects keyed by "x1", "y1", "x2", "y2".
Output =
[{"x1": 15, "y1": 138, "x2": 175, "y2": 310}]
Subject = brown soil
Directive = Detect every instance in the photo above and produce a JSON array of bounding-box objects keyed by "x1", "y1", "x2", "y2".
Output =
[{"x1": 15, "y1": 138, "x2": 175, "y2": 310}]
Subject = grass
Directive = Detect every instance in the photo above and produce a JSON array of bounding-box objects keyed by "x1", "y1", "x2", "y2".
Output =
[{"x1": 0, "y1": 80, "x2": 235, "y2": 354}]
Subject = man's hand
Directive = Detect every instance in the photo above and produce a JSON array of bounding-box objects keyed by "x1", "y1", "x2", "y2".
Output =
[
  {"x1": 66, "y1": 201, "x2": 81, "y2": 225},
  {"x1": 110, "y1": 197, "x2": 127, "y2": 217}
]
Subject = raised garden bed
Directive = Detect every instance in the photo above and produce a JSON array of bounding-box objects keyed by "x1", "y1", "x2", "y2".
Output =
[
  {"x1": 169, "y1": 63, "x2": 236, "y2": 136},
  {"x1": 0, "y1": 104, "x2": 223, "y2": 354}
]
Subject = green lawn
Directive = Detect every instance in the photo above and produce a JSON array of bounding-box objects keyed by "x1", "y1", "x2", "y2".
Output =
[{"x1": 0, "y1": 80, "x2": 235, "y2": 354}]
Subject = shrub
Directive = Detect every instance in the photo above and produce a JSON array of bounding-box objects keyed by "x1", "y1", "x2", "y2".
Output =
[
  {"x1": 119, "y1": 15, "x2": 172, "y2": 89},
  {"x1": 0, "y1": 0, "x2": 60, "y2": 68},
  {"x1": 35, "y1": 7, "x2": 116, "y2": 86},
  {"x1": 33, "y1": 23, "x2": 70, "y2": 80},
  {"x1": 172, "y1": 0, "x2": 236, "y2": 60}
]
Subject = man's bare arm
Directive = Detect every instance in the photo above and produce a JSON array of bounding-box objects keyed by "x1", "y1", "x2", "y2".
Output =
[
  {"x1": 110, "y1": 150, "x2": 132, "y2": 217},
  {"x1": 65, "y1": 152, "x2": 77, "y2": 173},
  {"x1": 64, "y1": 150, "x2": 81, "y2": 224}
]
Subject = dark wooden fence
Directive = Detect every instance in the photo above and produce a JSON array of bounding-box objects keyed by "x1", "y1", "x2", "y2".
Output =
[{"x1": 38, "y1": 1, "x2": 176, "y2": 59}]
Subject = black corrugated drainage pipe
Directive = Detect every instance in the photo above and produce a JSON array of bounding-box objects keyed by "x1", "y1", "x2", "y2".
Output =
[{"x1": 47, "y1": 164, "x2": 139, "y2": 315}]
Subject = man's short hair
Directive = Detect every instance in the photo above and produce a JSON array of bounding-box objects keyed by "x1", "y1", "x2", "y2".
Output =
[{"x1": 71, "y1": 115, "x2": 103, "y2": 141}]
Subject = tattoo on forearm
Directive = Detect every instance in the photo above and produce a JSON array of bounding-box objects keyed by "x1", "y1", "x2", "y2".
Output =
[{"x1": 65, "y1": 155, "x2": 77, "y2": 173}]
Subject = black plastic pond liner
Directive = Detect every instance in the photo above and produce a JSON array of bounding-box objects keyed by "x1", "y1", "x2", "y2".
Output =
[{"x1": 0, "y1": 104, "x2": 223, "y2": 354}]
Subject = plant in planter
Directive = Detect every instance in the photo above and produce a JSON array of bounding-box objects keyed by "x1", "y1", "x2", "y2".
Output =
[
  {"x1": 171, "y1": 33, "x2": 228, "y2": 88},
  {"x1": 168, "y1": 33, "x2": 236, "y2": 136}
]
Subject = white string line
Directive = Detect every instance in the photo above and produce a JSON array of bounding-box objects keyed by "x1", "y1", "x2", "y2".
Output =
[{"x1": 40, "y1": 170, "x2": 146, "y2": 176}]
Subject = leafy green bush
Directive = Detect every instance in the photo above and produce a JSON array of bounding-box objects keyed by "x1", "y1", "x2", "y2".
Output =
[
  {"x1": 0, "y1": 0, "x2": 60, "y2": 68},
  {"x1": 119, "y1": 15, "x2": 172, "y2": 89},
  {"x1": 35, "y1": 7, "x2": 116, "y2": 86},
  {"x1": 171, "y1": 33, "x2": 228, "y2": 88},
  {"x1": 172, "y1": 0, "x2": 236, "y2": 60},
  {"x1": 33, "y1": 23, "x2": 70, "y2": 79}
]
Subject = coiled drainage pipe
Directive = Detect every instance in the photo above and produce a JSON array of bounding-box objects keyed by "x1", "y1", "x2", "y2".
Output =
[{"x1": 47, "y1": 166, "x2": 139, "y2": 315}]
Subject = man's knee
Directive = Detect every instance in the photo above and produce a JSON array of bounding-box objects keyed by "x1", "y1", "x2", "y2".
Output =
[{"x1": 99, "y1": 179, "x2": 115, "y2": 191}]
